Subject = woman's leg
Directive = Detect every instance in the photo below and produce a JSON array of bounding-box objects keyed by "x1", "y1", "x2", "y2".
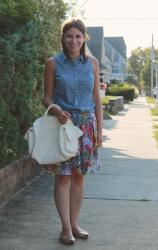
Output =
[
  {"x1": 54, "y1": 175, "x2": 72, "y2": 235},
  {"x1": 70, "y1": 174, "x2": 84, "y2": 231}
]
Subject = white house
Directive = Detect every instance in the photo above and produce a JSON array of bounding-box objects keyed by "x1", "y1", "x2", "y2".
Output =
[
  {"x1": 87, "y1": 26, "x2": 111, "y2": 83},
  {"x1": 104, "y1": 37, "x2": 127, "y2": 82}
]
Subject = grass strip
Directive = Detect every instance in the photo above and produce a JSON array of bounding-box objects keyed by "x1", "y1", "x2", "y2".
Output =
[{"x1": 146, "y1": 96, "x2": 157, "y2": 104}]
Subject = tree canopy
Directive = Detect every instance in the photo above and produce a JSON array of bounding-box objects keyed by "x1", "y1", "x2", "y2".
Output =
[{"x1": 127, "y1": 47, "x2": 158, "y2": 95}]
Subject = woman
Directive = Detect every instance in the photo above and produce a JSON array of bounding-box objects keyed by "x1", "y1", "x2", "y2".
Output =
[{"x1": 43, "y1": 18, "x2": 103, "y2": 245}]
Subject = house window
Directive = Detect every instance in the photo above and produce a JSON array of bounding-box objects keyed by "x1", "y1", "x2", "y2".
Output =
[{"x1": 112, "y1": 65, "x2": 119, "y2": 73}]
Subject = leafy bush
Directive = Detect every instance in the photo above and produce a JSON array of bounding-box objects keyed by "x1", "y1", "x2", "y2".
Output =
[
  {"x1": 106, "y1": 84, "x2": 135, "y2": 101},
  {"x1": 0, "y1": 0, "x2": 68, "y2": 168}
]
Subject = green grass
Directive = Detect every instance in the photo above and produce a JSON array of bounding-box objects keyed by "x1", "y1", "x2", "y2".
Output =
[
  {"x1": 102, "y1": 95, "x2": 117, "y2": 119},
  {"x1": 151, "y1": 107, "x2": 158, "y2": 116},
  {"x1": 152, "y1": 124, "x2": 158, "y2": 146},
  {"x1": 153, "y1": 129, "x2": 158, "y2": 145},
  {"x1": 155, "y1": 130, "x2": 158, "y2": 141},
  {"x1": 146, "y1": 96, "x2": 156, "y2": 104},
  {"x1": 147, "y1": 98, "x2": 158, "y2": 146},
  {"x1": 102, "y1": 95, "x2": 119, "y2": 105}
]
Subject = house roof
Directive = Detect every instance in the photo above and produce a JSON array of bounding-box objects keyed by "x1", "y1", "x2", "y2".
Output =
[
  {"x1": 105, "y1": 37, "x2": 126, "y2": 58},
  {"x1": 86, "y1": 26, "x2": 106, "y2": 68},
  {"x1": 104, "y1": 38, "x2": 121, "y2": 62}
]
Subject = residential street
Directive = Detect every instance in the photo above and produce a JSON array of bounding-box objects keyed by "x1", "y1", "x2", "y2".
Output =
[{"x1": 1, "y1": 97, "x2": 158, "y2": 250}]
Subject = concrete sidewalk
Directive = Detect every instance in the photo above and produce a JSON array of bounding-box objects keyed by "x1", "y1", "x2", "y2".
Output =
[{"x1": 1, "y1": 97, "x2": 158, "y2": 250}]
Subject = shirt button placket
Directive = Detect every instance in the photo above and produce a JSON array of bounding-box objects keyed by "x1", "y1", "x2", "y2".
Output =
[{"x1": 75, "y1": 70, "x2": 79, "y2": 106}]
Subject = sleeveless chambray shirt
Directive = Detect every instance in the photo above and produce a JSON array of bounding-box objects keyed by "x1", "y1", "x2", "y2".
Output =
[
  {"x1": 43, "y1": 52, "x2": 101, "y2": 175},
  {"x1": 52, "y1": 52, "x2": 95, "y2": 112}
]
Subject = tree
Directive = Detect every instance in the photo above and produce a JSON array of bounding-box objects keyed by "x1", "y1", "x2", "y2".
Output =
[
  {"x1": 128, "y1": 47, "x2": 158, "y2": 95},
  {"x1": 128, "y1": 48, "x2": 148, "y2": 80},
  {"x1": 64, "y1": 0, "x2": 88, "y2": 18}
]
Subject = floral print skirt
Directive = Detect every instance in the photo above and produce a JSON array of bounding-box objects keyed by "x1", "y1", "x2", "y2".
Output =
[{"x1": 42, "y1": 111, "x2": 101, "y2": 175}]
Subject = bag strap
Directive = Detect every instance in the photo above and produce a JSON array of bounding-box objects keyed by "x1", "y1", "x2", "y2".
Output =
[{"x1": 44, "y1": 104, "x2": 61, "y2": 117}]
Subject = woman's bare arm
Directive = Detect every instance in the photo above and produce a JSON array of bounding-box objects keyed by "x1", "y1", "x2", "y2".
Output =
[
  {"x1": 91, "y1": 56, "x2": 103, "y2": 146},
  {"x1": 43, "y1": 58, "x2": 70, "y2": 124}
]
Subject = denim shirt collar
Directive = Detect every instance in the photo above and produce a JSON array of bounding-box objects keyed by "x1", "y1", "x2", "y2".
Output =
[{"x1": 61, "y1": 51, "x2": 84, "y2": 63}]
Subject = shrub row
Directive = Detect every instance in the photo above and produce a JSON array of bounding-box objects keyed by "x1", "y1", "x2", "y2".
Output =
[{"x1": 106, "y1": 84, "x2": 136, "y2": 101}]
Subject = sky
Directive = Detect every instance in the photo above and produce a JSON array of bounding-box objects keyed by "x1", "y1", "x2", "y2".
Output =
[{"x1": 67, "y1": 0, "x2": 158, "y2": 57}]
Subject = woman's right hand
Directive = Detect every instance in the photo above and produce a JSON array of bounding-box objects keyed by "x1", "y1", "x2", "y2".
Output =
[{"x1": 56, "y1": 110, "x2": 71, "y2": 124}]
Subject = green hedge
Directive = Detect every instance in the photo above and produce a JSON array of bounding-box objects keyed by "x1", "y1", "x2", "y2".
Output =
[
  {"x1": 106, "y1": 85, "x2": 135, "y2": 101},
  {"x1": 0, "y1": 0, "x2": 68, "y2": 168}
]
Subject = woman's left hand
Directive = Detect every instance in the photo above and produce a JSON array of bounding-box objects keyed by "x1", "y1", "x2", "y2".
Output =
[{"x1": 96, "y1": 130, "x2": 103, "y2": 147}]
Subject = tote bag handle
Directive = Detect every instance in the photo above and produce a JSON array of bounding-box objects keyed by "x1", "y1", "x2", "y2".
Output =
[{"x1": 44, "y1": 104, "x2": 62, "y2": 117}]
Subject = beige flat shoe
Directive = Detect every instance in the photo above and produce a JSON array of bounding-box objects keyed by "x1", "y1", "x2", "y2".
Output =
[
  {"x1": 73, "y1": 228, "x2": 89, "y2": 239},
  {"x1": 60, "y1": 233, "x2": 75, "y2": 245}
]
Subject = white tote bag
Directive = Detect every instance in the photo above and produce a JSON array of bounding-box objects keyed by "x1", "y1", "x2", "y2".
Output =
[{"x1": 24, "y1": 104, "x2": 83, "y2": 165}]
